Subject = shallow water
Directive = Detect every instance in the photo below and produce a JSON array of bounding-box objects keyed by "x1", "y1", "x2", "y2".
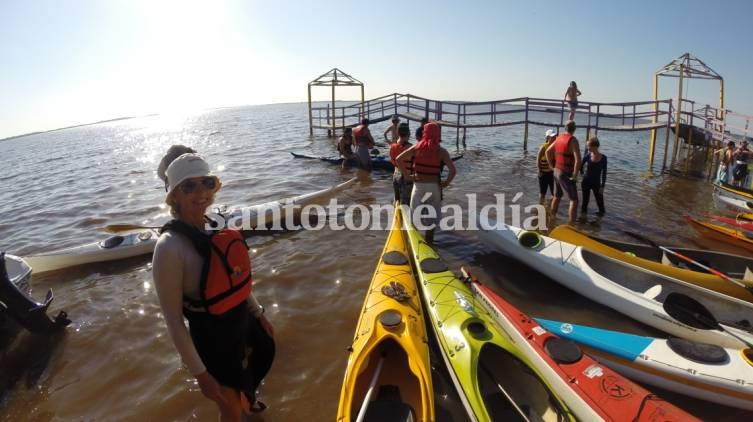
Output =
[{"x1": 0, "y1": 103, "x2": 750, "y2": 421}]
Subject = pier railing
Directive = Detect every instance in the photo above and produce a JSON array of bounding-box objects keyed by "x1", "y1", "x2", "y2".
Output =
[
  {"x1": 674, "y1": 100, "x2": 753, "y2": 179},
  {"x1": 310, "y1": 93, "x2": 674, "y2": 150}
]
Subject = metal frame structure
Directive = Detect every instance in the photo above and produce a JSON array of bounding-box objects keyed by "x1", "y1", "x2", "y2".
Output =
[
  {"x1": 649, "y1": 53, "x2": 724, "y2": 170},
  {"x1": 307, "y1": 68, "x2": 364, "y2": 136}
]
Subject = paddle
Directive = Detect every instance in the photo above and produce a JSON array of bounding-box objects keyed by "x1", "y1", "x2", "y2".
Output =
[
  {"x1": 623, "y1": 230, "x2": 753, "y2": 294},
  {"x1": 663, "y1": 292, "x2": 753, "y2": 348},
  {"x1": 104, "y1": 224, "x2": 162, "y2": 233},
  {"x1": 355, "y1": 353, "x2": 386, "y2": 422}
]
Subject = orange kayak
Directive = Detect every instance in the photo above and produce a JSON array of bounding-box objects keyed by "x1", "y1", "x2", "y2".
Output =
[{"x1": 686, "y1": 216, "x2": 753, "y2": 253}]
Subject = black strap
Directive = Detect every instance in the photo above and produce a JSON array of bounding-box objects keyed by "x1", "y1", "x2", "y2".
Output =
[{"x1": 161, "y1": 220, "x2": 212, "y2": 307}]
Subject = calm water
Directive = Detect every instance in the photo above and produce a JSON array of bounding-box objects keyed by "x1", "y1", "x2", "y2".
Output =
[{"x1": 0, "y1": 103, "x2": 749, "y2": 421}]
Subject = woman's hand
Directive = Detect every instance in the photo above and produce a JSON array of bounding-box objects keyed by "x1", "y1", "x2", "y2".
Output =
[{"x1": 195, "y1": 371, "x2": 227, "y2": 405}]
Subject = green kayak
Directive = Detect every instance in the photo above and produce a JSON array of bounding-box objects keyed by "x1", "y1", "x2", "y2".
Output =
[{"x1": 401, "y1": 216, "x2": 574, "y2": 422}]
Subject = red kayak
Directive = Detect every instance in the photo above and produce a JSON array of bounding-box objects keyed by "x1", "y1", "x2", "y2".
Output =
[
  {"x1": 706, "y1": 214, "x2": 753, "y2": 231},
  {"x1": 461, "y1": 267, "x2": 699, "y2": 422}
]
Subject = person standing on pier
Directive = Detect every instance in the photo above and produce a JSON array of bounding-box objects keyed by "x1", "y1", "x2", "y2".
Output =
[
  {"x1": 546, "y1": 120, "x2": 581, "y2": 225},
  {"x1": 580, "y1": 136, "x2": 607, "y2": 216},
  {"x1": 353, "y1": 118, "x2": 376, "y2": 171},
  {"x1": 384, "y1": 115, "x2": 400, "y2": 144},
  {"x1": 537, "y1": 129, "x2": 557, "y2": 205},
  {"x1": 564, "y1": 81, "x2": 581, "y2": 121}
]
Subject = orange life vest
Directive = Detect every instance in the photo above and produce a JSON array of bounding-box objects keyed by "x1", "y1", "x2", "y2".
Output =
[
  {"x1": 162, "y1": 220, "x2": 252, "y2": 315},
  {"x1": 412, "y1": 147, "x2": 442, "y2": 178},
  {"x1": 390, "y1": 142, "x2": 412, "y2": 169},
  {"x1": 353, "y1": 124, "x2": 370, "y2": 145},
  {"x1": 553, "y1": 133, "x2": 575, "y2": 172}
]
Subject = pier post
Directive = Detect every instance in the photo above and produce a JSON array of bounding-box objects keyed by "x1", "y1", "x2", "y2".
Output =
[
  {"x1": 523, "y1": 98, "x2": 529, "y2": 151},
  {"x1": 308, "y1": 86, "x2": 313, "y2": 135},
  {"x1": 649, "y1": 74, "x2": 661, "y2": 168},
  {"x1": 662, "y1": 101, "x2": 672, "y2": 172}
]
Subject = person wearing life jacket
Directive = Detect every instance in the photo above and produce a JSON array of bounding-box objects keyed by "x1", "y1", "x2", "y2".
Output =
[
  {"x1": 390, "y1": 122, "x2": 413, "y2": 204},
  {"x1": 536, "y1": 129, "x2": 556, "y2": 205},
  {"x1": 396, "y1": 122, "x2": 457, "y2": 243},
  {"x1": 352, "y1": 118, "x2": 376, "y2": 171},
  {"x1": 152, "y1": 152, "x2": 275, "y2": 420},
  {"x1": 545, "y1": 120, "x2": 581, "y2": 225}
]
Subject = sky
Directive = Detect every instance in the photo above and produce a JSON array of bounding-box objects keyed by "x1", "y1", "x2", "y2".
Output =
[{"x1": 1, "y1": 0, "x2": 753, "y2": 139}]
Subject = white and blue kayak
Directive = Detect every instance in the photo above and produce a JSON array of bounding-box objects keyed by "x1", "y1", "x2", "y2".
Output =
[
  {"x1": 21, "y1": 178, "x2": 357, "y2": 274},
  {"x1": 477, "y1": 220, "x2": 753, "y2": 349},
  {"x1": 536, "y1": 318, "x2": 753, "y2": 410}
]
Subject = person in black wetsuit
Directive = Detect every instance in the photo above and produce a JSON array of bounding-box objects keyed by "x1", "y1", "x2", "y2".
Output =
[{"x1": 580, "y1": 137, "x2": 607, "y2": 216}]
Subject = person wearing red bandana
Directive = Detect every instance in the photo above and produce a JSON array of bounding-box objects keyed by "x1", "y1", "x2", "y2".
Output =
[{"x1": 396, "y1": 122, "x2": 457, "y2": 243}]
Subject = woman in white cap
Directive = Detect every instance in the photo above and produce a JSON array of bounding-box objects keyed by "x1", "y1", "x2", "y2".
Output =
[
  {"x1": 536, "y1": 129, "x2": 556, "y2": 204},
  {"x1": 152, "y1": 152, "x2": 275, "y2": 421}
]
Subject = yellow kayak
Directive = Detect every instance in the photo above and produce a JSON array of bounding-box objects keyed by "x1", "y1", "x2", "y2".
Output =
[
  {"x1": 336, "y1": 205, "x2": 434, "y2": 422},
  {"x1": 549, "y1": 224, "x2": 753, "y2": 303}
]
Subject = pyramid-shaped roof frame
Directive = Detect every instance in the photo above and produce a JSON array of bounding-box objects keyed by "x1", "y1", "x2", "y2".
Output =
[
  {"x1": 655, "y1": 53, "x2": 723, "y2": 80},
  {"x1": 308, "y1": 68, "x2": 363, "y2": 87}
]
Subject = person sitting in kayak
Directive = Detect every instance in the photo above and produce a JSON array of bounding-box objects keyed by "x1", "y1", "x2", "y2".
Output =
[
  {"x1": 152, "y1": 152, "x2": 275, "y2": 420},
  {"x1": 580, "y1": 136, "x2": 607, "y2": 216},
  {"x1": 537, "y1": 129, "x2": 556, "y2": 205},
  {"x1": 390, "y1": 122, "x2": 413, "y2": 205},
  {"x1": 383, "y1": 115, "x2": 400, "y2": 144},
  {"x1": 396, "y1": 122, "x2": 457, "y2": 244},
  {"x1": 732, "y1": 140, "x2": 752, "y2": 187},
  {"x1": 337, "y1": 128, "x2": 356, "y2": 169},
  {"x1": 353, "y1": 118, "x2": 376, "y2": 171},
  {"x1": 546, "y1": 120, "x2": 581, "y2": 225}
]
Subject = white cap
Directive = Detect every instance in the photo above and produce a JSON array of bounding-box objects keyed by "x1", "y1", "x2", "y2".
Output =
[
  {"x1": 545, "y1": 129, "x2": 557, "y2": 138},
  {"x1": 158, "y1": 145, "x2": 196, "y2": 184},
  {"x1": 165, "y1": 153, "x2": 217, "y2": 195}
]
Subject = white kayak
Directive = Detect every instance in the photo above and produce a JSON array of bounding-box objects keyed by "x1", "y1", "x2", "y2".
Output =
[
  {"x1": 713, "y1": 186, "x2": 753, "y2": 214},
  {"x1": 21, "y1": 178, "x2": 357, "y2": 274},
  {"x1": 477, "y1": 220, "x2": 753, "y2": 349},
  {"x1": 536, "y1": 318, "x2": 753, "y2": 411},
  {"x1": 5, "y1": 253, "x2": 32, "y2": 294}
]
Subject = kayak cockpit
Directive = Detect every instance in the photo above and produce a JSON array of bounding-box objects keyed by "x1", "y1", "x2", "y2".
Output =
[{"x1": 478, "y1": 343, "x2": 569, "y2": 422}]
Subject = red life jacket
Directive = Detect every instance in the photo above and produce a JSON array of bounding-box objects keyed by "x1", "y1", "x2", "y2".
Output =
[
  {"x1": 162, "y1": 221, "x2": 252, "y2": 315},
  {"x1": 353, "y1": 124, "x2": 370, "y2": 145},
  {"x1": 412, "y1": 147, "x2": 442, "y2": 178},
  {"x1": 553, "y1": 133, "x2": 575, "y2": 172},
  {"x1": 390, "y1": 142, "x2": 412, "y2": 169}
]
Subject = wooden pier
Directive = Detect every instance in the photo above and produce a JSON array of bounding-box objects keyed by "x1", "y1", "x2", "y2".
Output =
[
  {"x1": 309, "y1": 92, "x2": 675, "y2": 167},
  {"x1": 308, "y1": 56, "x2": 751, "y2": 175}
]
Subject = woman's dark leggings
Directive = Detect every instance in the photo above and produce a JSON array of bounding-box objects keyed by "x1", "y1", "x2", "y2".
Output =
[{"x1": 581, "y1": 182, "x2": 605, "y2": 214}]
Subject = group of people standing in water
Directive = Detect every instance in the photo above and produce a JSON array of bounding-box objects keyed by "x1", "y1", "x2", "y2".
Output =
[
  {"x1": 151, "y1": 85, "x2": 601, "y2": 421},
  {"x1": 538, "y1": 120, "x2": 608, "y2": 225},
  {"x1": 714, "y1": 139, "x2": 752, "y2": 187}
]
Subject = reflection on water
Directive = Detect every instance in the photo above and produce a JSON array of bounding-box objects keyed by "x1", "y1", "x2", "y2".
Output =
[{"x1": 0, "y1": 104, "x2": 749, "y2": 420}]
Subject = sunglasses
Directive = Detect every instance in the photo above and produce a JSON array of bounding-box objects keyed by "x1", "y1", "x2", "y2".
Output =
[{"x1": 179, "y1": 177, "x2": 217, "y2": 194}]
